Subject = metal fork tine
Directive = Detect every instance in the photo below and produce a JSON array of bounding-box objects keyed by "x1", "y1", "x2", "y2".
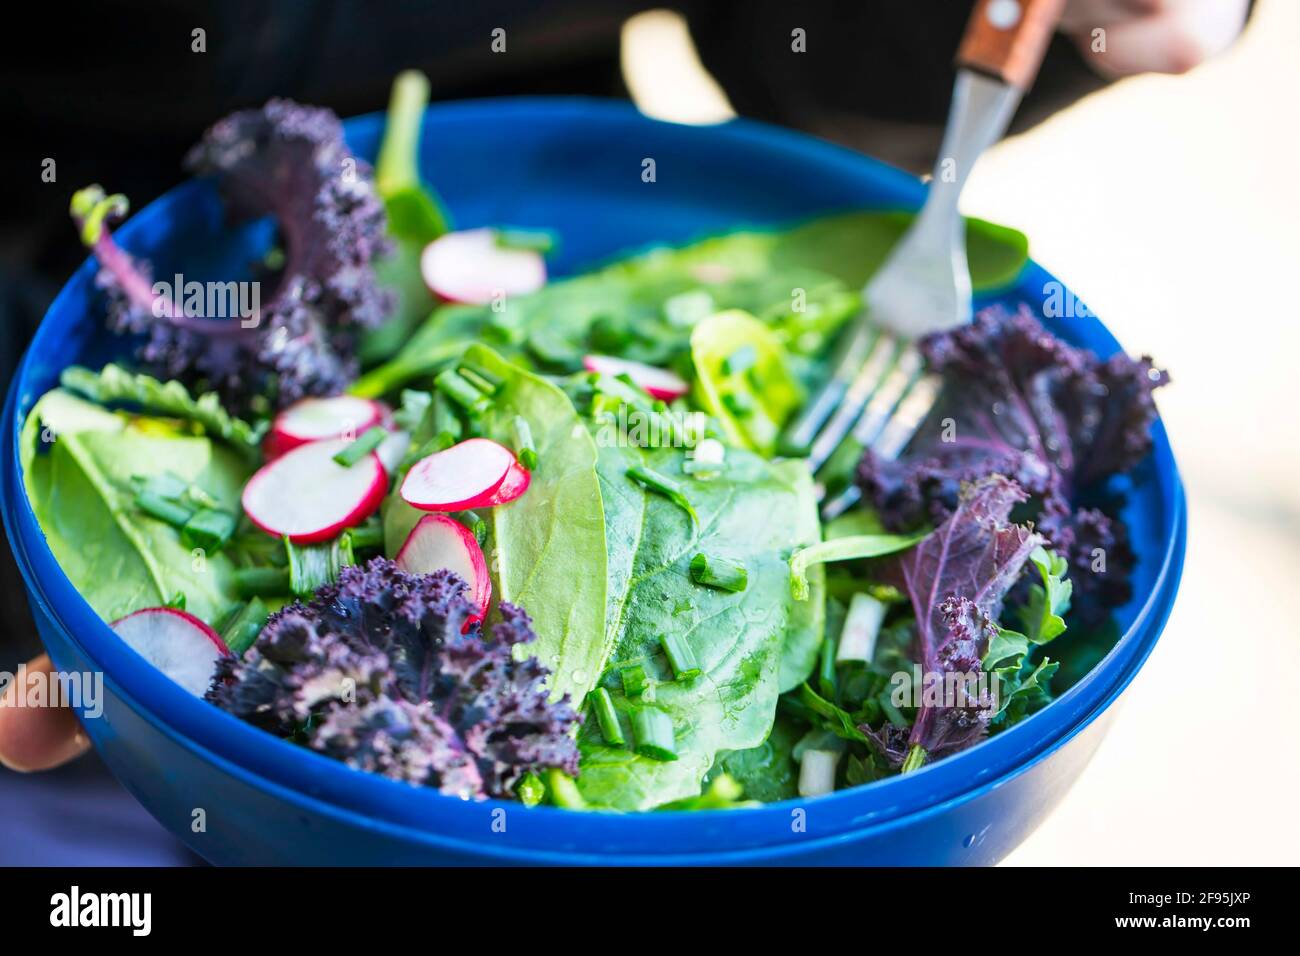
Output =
[
  {"x1": 816, "y1": 369, "x2": 942, "y2": 521},
  {"x1": 807, "y1": 331, "x2": 898, "y2": 472},
  {"x1": 783, "y1": 322, "x2": 882, "y2": 454},
  {"x1": 846, "y1": 346, "x2": 924, "y2": 449}
]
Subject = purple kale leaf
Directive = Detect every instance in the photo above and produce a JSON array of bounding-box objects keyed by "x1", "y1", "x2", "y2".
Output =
[
  {"x1": 207, "y1": 558, "x2": 580, "y2": 799},
  {"x1": 863, "y1": 476, "x2": 1042, "y2": 768},
  {"x1": 69, "y1": 99, "x2": 394, "y2": 414},
  {"x1": 857, "y1": 304, "x2": 1167, "y2": 613}
]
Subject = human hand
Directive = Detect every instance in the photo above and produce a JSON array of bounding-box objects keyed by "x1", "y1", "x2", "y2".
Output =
[
  {"x1": 0, "y1": 654, "x2": 91, "y2": 771},
  {"x1": 1061, "y1": 0, "x2": 1250, "y2": 77}
]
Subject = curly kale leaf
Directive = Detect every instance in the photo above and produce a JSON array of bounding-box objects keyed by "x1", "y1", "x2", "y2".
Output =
[
  {"x1": 863, "y1": 476, "x2": 1043, "y2": 769},
  {"x1": 207, "y1": 558, "x2": 580, "y2": 799},
  {"x1": 857, "y1": 305, "x2": 1167, "y2": 616},
  {"x1": 69, "y1": 99, "x2": 393, "y2": 413}
]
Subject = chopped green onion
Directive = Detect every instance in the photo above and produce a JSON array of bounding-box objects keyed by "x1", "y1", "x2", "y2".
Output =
[
  {"x1": 722, "y1": 344, "x2": 757, "y2": 376},
  {"x1": 286, "y1": 536, "x2": 353, "y2": 596},
  {"x1": 797, "y1": 749, "x2": 841, "y2": 797},
  {"x1": 456, "y1": 510, "x2": 487, "y2": 545},
  {"x1": 221, "y1": 597, "x2": 269, "y2": 657},
  {"x1": 588, "y1": 687, "x2": 625, "y2": 746},
  {"x1": 546, "y1": 770, "x2": 588, "y2": 809},
  {"x1": 332, "y1": 426, "x2": 387, "y2": 467},
  {"x1": 516, "y1": 772, "x2": 545, "y2": 807},
  {"x1": 659, "y1": 633, "x2": 701, "y2": 681},
  {"x1": 837, "y1": 592, "x2": 887, "y2": 663},
  {"x1": 183, "y1": 483, "x2": 221, "y2": 510},
  {"x1": 233, "y1": 566, "x2": 291, "y2": 599},
  {"x1": 626, "y1": 465, "x2": 698, "y2": 523},
  {"x1": 457, "y1": 362, "x2": 504, "y2": 397},
  {"x1": 632, "y1": 708, "x2": 677, "y2": 761},
  {"x1": 493, "y1": 227, "x2": 556, "y2": 253},
  {"x1": 135, "y1": 491, "x2": 193, "y2": 528},
  {"x1": 512, "y1": 416, "x2": 538, "y2": 471},
  {"x1": 181, "y1": 508, "x2": 238, "y2": 553},
  {"x1": 435, "y1": 368, "x2": 491, "y2": 413},
  {"x1": 620, "y1": 664, "x2": 651, "y2": 698},
  {"x1": 818, "y1": 633, "x2": 838, "y2": 699},
  {"x1": 688, "y1": 553, "x2": 747, "y2": 592},
  {"x1": 345, "y1": 520, "x2": 385, "y2": 552}
]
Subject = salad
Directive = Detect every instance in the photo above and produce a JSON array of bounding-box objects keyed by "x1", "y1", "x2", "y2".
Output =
[{"x1": 19, "y1": 73, "x2": 1167, "y2": 811}]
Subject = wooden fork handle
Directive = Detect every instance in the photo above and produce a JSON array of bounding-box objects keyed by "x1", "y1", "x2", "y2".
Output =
[{"x1": 956, "y1": 0, "x2": 1066, "y2": 90}]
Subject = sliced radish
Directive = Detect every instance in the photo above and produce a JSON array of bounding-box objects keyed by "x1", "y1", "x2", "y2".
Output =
[
  {"x1": 420, "y1": 228, "x2": 547, "y2": 305},
  {"x1": 396, "y1": 514, "x2": 492, "y2": 623},
  {"x1": 110, "y1": 607, "x2": 231, "y2": 696},
  {"x1": 242, "y1": 437, "x2": 387, "y2": 543},
  {"x1": 266, "y1": 395, "x2": 388, "y2": 458},
  {"x1": 583, "y1": 354, "x2": 690, "y2": 400},
  {"x1": 484, "y1": 460, "x2": 531, "y2": 506},
  {"x1": 400, "y1": 438, "x2": 515, "y2": 512}
]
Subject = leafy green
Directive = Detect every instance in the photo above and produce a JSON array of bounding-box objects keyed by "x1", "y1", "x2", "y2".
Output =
[
  {"x1": 59, "y1": 364, "x2": 265, "y2": 458},
  {"x1": 690, "y1": 309, "x2": 803, "y2": 456},
  {"x1": 709, "y1": 714, "x2": 802, "y2": 803},
  {"x1": 574, "y1": 438, "x2": 821, "y2": 810},
  {"x1": 462, "y1": 346, "x2": 609, "y2": 706},
  {"x1": 351, "y1": 210, "x2": 1029, "y2": 397},
  {"x1": 1019, "y1": 546, "x2": 1073, "y2": 644},
  {"x1": 789, "y1": 531, "x2": 926, "y2": 601},
  {"x1": 21, "y1": 389, "x2": 252, "y2": 625}
]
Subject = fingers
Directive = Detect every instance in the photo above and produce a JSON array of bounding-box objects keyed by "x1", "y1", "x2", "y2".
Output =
[
  {"x1": 1066, "y1": 0, "x2": 1250, "y2": 78},
  {"x1": 0, "y1": 654, "x2": 91, "y2": 771}
]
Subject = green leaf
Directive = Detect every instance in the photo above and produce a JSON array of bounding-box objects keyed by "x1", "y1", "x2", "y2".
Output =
[
  {"x1": 1019, "y1": 546, "x2": 1072, "y2": 645},
  {"x1": 462, "y1": 346, "x2": 609, "y2": 706},
  {"x1": 21, "y1": 390, "x2": 251, "y2": 625},
  {"x1": 789, "y1": 531, "x2": 926, "y2": 601},
  {"x1": 574, "y1": 443, "x2": 821, "y2": 810},
  {"x1": 707, "y1": 714, "x2": 802, "y2": 804},
  {"x1": 769, "y1": 210, "x2": 1029, "y2": 292},
  {"x1": 690, "y1": 310, "x2": 803, "y2": 456},
  {"x1": 58, "y1": 364, "x2": 265, "y2": 458}
]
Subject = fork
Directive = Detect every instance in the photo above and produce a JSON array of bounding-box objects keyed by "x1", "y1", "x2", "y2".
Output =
[{"x1": 786, "y1": 0, "x2": 1065, "y2": 520}]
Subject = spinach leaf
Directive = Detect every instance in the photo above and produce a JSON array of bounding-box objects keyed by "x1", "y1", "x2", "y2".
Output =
[
  {"x1": 464, "y1": 346, "x2": 609, "y2": 705},
  {"x1": 708, "y1": 713, "x2": 803, "y2": 803},
  {"x1": 769, "y1": 210, "x2": 1029, "y2": 290},
  {"x1": 575, "y1": 441, "x2": 821, "y2": 810},
  {"x1": 21, "y1": 390, "x2": 251, "y2": 625}
]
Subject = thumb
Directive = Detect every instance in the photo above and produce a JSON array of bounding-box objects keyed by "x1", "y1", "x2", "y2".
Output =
[{"x1": 0, "y1": 654, "x2": 92, "y2": 771}]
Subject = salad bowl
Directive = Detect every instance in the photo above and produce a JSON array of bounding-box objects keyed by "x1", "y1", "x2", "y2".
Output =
[{"x1": 0, "y1": 98, "x2": 1185, "y2": 865}]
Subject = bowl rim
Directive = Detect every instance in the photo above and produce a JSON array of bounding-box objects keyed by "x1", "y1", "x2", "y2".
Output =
[{"x1": 1, "y1": 96, "x2": 1186, "y2": 855}]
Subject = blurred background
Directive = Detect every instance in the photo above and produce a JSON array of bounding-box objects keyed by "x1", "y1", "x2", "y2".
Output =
[{"x1": 1, "y1": 0, "x2": 1295, "y2": 865}]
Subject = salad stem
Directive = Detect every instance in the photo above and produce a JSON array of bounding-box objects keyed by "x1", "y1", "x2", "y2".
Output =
[{"x1": 900, "y1": 744, "x2": 928, "y2": 774}]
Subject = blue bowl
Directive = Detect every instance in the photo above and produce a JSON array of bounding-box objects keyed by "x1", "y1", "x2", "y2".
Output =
[{"x1": 1, "y1": 98, "x2": 1185, "y2": 865}]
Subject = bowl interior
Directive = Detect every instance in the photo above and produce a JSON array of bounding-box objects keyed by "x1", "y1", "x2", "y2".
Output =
[{"x1": 3, "y1": 98, "x2": 1183, "y2": 856}]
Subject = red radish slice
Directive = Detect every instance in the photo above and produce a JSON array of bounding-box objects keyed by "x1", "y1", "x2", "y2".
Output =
[
  {"x1": 484, "y1": 460, "x2": 531, "y2": 506},
  {"x1": 110, "y1": 607, "x2": 231, "y2": 696},
  {"x1": 582, "y1": 354, "x2": 690, "y2": 400},
  {"x1": 400, "y1": 438, "x2": 515, "y2": 512},
  {"x1": 242, "y1": 437, "x2": 387, "y2": 543},
  {"x1": 396, "y1": 514, "x2": 492, "y2": 623},
  {"x1": 420, "y1": 228, "x2": 547, "y2": 305},
  {"x1": 266, "y1": 395, "x2": 388, "y2": 458}
]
